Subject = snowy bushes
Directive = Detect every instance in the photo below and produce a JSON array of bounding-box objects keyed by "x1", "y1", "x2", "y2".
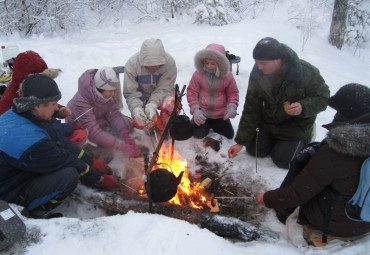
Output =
[
  {"x1": 0, "y1": 0, "x2": 87, "y2": 36},
  {"x1": 193, "y1": 1, "x2": 228, "y2": 26},
  {"x1": 344, "y1": 1, "x2": 370, "y2": 53},
  {"x1": 0, "y1": 0, "x2": 368, "y2": 52}
]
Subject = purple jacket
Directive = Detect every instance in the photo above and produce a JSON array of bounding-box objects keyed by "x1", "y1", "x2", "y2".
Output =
[
  {"x1": 187, "y1": 44, "x2": 239, "y2": 119},
  {"x1": 66, "y1": 69, "x2": 128, "y2": 148}
]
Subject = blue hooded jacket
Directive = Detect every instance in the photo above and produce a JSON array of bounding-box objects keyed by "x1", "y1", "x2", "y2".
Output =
[{"x1": 0, "y1": 110, "x2": 100, "y2": 201}]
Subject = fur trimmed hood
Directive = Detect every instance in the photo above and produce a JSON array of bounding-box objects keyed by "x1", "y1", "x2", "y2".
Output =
[
  {"x1": 326, "y1": 124, "x2": 370, "y2": 157},
  {"x1": 17, "y1": 68, "x2": 61, "y2": 96},
  {"x1": 194, "y1": 44, "x2": 230, "y2": 77}
]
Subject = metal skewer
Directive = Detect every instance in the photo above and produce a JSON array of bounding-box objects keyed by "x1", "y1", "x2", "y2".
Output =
[
  {"x1": 211, "y1": 196, "x2": 256, "y2": 200},
  {"x1": 73, "y1": 107, "x2": 94, "y2": 122}
]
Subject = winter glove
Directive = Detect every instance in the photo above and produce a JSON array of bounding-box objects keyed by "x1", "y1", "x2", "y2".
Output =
[
  {"x1": 68, "y1": 129, "x2": 88, "y2": 145},
  {"x1": 223, "y1": 103, "x2": 237, "y2": 120},
  {"x1": 96, "y1": 175, "x2": 120, "y2": 189},
  {"x1": 92, "y1": 158, "x2": 113, "y2": 175},
  {"x1": 72, "y1": 123, "x2": 86, "y2": 130},
  {"x1": 114, "y1": 141, "x2": 141, "y2": 158},
  {"x1": 145, "y1": 103, "x2": 158, "y2": 122},
  {"x1": 59, "y1": 107, "x2": 72, "y2": 117},
  {"x1": 132, "y1": 107, "x2": 147, "y2": 127},
  {"x1": 121, "y1": 131, "x2": 136, "y2": 146},
  {"x1": 193, "y1": 106, "x2": 206, "y2": 126}
]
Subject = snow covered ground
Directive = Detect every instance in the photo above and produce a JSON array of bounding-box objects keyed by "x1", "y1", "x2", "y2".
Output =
[{"x1": 1, "y1": 4, "x2": 370, "y2": 255}]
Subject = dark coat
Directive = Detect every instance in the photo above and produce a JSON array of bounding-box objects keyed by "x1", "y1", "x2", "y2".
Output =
[
  {"x1": 235, "y1": 44, "x2": 330, "y2": 146},
  {"x1": 264, "y1": 122, "x2": 370, "y2": 237},
  {"x1": 0, "y1": 110, "x2": 101, "y2": 202}
]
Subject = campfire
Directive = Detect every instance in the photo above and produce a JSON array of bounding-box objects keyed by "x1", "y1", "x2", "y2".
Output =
[
  {"x1": 140, "y1": 144, "x2": 208, "y2": 209},
  {"x1": 79, "y1": 143, "x2": 272, "y2": 241}
]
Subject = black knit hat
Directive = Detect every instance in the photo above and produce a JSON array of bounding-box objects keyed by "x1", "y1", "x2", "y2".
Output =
[
  {"x1": 329, "y1": 83, "x2": 370, "y2": 122},
  {"x1": 253, "y1": 37, "x2": 283, "y2": 60},
  {"x1": 13, "y1": 74, "x2": 61, "y2": 113}
]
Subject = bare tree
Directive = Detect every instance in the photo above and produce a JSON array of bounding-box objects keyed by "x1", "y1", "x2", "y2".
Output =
[{"x1": 329, "y1": 0, "x2": 349, "y2": 49}]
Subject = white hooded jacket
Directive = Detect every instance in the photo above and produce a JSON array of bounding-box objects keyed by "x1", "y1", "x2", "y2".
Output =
[{"x1": 123, "y1": 38, "x2": 177, "y2": 112}]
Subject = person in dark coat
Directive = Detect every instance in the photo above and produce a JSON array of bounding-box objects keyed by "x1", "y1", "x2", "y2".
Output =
[
  {"x1": 228, "y1": 37, "x2": 330, "y2": 169},
  {"x1": 255, "y1": 83, "x2": 370, "y2": 240},
  {"x1": 0, "y1": 74, "x2": 120, "y2": 219}
]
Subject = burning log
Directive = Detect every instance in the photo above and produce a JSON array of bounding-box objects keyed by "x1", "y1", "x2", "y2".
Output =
[
  {"x1": 198, "y1": 214, "x2": 279, "y2": 242},
  {"x1": 72, "y1": 186, "x2": 279, "y2": 242}
]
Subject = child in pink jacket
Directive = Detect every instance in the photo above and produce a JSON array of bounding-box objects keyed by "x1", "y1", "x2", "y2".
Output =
[
  {"x1": 67, "y1": 67, "x2": 140, "y2": 158},
  {"x1": 187, "y1": 44, "x2": 239, "y2": 139}
]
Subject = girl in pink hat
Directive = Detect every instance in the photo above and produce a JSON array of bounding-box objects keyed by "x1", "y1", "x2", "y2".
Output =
[{"x1": 187, "y1": 43, "x2": 239, "y2": 139}]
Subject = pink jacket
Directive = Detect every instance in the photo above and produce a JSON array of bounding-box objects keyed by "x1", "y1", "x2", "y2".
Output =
[
  {"x1": 66, "y1": 69, "x2": 129, "y2": 148},
  {"x1": 187, "y1": 44, "x2": 239, "y2": 119}
]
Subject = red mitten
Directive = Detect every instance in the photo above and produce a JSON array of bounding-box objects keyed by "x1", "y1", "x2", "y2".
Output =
[
  {"x1": 72, "y1": 123, "x2": 85, "y2": 130},
  {"x1": 92, "y1": 158, "x2": 113, "y2": 175},
  {"x1": 121, "y1": 131, "x2": 136, "y2": 146},
  {"x1": 115, "y1": 142, "x2": 141, "y2": 158},
  {"x1": 68, "y1": 129, "x2": 88, "y2": 146},
  {"x1": 99, "y1": 175, "x2": 120, "y2": 189}
]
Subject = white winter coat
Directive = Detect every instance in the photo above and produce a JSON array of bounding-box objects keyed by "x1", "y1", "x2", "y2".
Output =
[{"x1": 123, "y1": 38, "x2": 177, "y2": 112}]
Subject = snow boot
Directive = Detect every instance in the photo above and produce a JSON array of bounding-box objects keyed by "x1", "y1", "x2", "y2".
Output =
[
  {"x1": 302, "y1": 224, "x2": 363, "y2": 247},
  {"x1": 22, "y1": 202, "x2": 63, "y2": 219}
]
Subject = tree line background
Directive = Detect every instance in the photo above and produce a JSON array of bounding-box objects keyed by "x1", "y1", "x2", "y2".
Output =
[{"x1": 0, "y1": 0, "x2": 368, "y2": 52}]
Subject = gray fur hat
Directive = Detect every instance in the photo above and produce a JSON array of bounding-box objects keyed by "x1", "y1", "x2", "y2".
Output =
[{"x1": 13, "y1": 74, "x2": 61, "y2": 113}]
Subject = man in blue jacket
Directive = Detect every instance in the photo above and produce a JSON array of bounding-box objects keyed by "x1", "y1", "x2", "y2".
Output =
[{"x1": 0, "y1": 74, "x2": 119, "y2": 219}]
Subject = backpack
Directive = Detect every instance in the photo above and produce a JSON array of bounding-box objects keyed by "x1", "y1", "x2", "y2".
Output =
[{"x1": 345, "y1": 157, "x2": 370, "y2": 222}]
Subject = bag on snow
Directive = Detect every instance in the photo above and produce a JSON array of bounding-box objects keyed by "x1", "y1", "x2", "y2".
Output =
[{"x1": 0, "y1": 200, "x2": 26, "y2": 251}]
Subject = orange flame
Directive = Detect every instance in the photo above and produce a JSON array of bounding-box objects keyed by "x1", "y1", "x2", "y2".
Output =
[{"x1": 151, "y1": 144, "x2": 207, "y2": 209}]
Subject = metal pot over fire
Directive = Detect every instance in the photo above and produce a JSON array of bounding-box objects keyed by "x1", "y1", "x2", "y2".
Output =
[
  {"x1": 146, "y1": 168, "x2": 184, "y2": 202},
  {"x1": 169, "y1": 115, "x2": 193, "y2": 141}
]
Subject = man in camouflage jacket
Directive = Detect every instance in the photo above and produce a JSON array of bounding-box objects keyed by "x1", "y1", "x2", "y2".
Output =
[{"x1": 228, "y1": 37, "x2": 330, "y2": 169}]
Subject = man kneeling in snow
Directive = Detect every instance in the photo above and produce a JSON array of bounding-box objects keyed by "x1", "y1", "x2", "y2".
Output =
[{"x1": 0, "y1": 74, "x2": 120, "y2": 219}]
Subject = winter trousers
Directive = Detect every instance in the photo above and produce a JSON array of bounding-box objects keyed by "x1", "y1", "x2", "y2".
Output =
[
  {"x1": 192, "y1": 118, "x2": 234, "y2": 139},
  {"x1": 245, "y1": 127, "x2": 309, "y2": 169},
  {"x1": 13, "y1": 167, "x2": 79, "y2": 211}
]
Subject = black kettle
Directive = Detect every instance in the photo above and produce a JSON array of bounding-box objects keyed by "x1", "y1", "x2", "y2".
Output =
[
  {"x1": 147, "y1": 169, "x2": 184, "y2": 202},
  {"x1": 169, "y1": 115, "x2": 193, "y2": 141}
]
